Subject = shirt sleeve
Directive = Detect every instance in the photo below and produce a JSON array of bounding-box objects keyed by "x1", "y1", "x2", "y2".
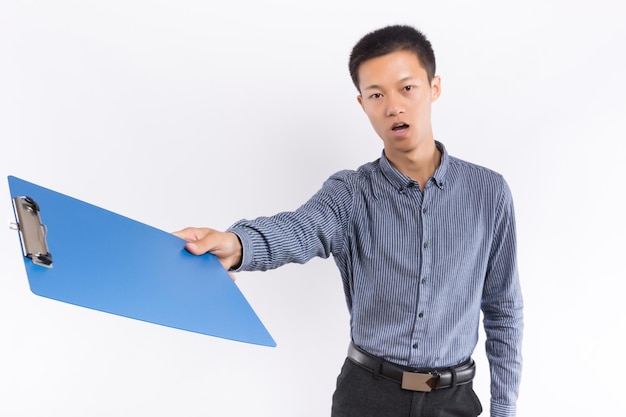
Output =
[
  {"x1": 481, "y1": 178, "x2": 524, "y2": 417},
  {"x1": 226, "y1": 171, "x2": 354, "y2": 272}
]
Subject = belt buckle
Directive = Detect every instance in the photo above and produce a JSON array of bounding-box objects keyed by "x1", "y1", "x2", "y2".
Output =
[{"x1": 401, "y1": 371, "x2": 438, "y2": 392}]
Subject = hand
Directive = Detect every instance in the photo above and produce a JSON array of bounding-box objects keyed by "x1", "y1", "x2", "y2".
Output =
[{"x1": 172, "y1": 227, "x2": 243, "y2": 274}]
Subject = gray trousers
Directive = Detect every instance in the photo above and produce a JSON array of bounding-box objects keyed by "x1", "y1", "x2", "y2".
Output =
[{"x1": 331, "y1": 358, "x2": 483, "y2": 417}]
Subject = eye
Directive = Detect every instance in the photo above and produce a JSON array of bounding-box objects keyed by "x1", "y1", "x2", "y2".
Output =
[
  {"x1": 370, "y1": 93, "x2": 383, "y2": 99},
  {"x1": 403, "y1": 85, "x2": 413, "y2": 92}
]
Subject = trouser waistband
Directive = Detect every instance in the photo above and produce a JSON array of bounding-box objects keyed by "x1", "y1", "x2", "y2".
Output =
[{"x1": 347, "y1": 342, "x2": 476, "y2": 392}]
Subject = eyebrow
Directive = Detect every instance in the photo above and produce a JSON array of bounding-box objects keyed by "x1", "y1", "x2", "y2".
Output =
[{"x1": 361, "y1": 76, "x2": 419, "y2": 91}]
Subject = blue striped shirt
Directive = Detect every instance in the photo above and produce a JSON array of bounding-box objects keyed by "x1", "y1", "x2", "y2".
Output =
[{"x1": 228, "y1": 142, "x2": 523, "y2": 417}]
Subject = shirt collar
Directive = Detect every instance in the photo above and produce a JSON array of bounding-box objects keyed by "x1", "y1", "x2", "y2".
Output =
[{"x1": 379, "y1": 141, "x2": 449, "y2": 191}]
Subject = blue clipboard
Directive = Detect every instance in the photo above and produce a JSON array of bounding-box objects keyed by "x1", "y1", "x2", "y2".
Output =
[{"x1": 7, "y1": 175, "x2": 276, "y2": 347}]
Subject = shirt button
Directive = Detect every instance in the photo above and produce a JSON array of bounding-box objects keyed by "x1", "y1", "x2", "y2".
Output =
[
  {"x1": 423, "y1": 242, "x2": 429, "y2": 249},
  {"x1": 421, "y1": 278, "x2": 427, "y2": 284},
  {"x1": 418, "y1": 312, "x2": 424, "y2": 318},
  {"x1": 412, "y1": 343, "x2": 418, "y2": 349},
  {"x1": 422, "y1": 207, "x2": 427, "y2": 214}
]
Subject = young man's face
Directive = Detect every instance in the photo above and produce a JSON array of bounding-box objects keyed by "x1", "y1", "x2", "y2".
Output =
[{"x1": 357, "y1": 50, "x2": 441, "y2": 157}]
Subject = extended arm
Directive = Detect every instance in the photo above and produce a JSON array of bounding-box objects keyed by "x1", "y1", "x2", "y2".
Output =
[
  {"x1": 227, "y1": 173, "x2": 353, "y2": 272},
  {"x1": 174, "y1": 172, "x2": 354, "y2": 273}
]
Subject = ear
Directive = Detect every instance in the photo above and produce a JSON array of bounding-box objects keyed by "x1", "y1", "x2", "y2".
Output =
[
  {"x1": 357, "y1": 94, "x2": 365, "y2": 111},
  {"x1": 430, "y1": 76, "x2": 441, "y2": 102}
]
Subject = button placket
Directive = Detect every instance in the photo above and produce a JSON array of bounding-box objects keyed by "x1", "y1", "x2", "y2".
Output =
[{"x1": 410, "y1": 186, "x2": 434, "y2": 363}]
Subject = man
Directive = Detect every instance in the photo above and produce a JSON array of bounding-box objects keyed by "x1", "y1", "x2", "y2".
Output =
[{"x1": 174, "y1": 25, "x2": 523, "y2": 417}]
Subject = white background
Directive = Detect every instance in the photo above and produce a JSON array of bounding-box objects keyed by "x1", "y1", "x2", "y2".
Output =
[{"x1": 1, "y1": 1, "x2": 624, "y2": 416}]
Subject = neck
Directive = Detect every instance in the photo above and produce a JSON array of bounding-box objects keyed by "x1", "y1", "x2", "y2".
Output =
[{"x1": 386, "y1": 140, "x2": 441, "y2": 191}]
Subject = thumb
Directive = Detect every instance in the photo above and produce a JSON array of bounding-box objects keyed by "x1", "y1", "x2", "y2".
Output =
[
  {"x1": 184, "y1": 230, "x2": 221, "y2": 255},
  {"x1": 172, "y1": 227, "x2": 215, "y2": 255},
  {"x1": 184, "y1": 241, "x2": 204, "y2": 255}
]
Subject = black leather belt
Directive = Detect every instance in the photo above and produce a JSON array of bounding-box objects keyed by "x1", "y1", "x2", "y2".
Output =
[{"x1": 347, "y1": 343, "x2": 476, "y2": 392}]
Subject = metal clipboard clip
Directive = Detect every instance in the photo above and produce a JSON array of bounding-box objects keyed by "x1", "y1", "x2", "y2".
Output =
[{"x1": 11, "y1": 196, "x2": 53, "y2": 268}]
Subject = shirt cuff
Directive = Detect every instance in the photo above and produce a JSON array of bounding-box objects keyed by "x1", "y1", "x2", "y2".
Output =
[
  {"x1": 226, "y1": 226, "x2": 252, "y2": 271},
  {"x1": 491, "y1": 400, "x2": 516, "y2": 417}
]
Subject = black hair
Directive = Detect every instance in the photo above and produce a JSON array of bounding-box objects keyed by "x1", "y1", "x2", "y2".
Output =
[{"x1": 349, "y1": 25, "x2": 436, "y2": 92}]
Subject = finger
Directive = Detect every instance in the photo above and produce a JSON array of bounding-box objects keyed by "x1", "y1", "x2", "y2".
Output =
[
  {"x1": 172, "y1": 227, "x2": 210, "y2": 243},
  {"x1": 172, "y1": 227, "x2": 196, "y2": 242},
  {"x1": 184, "y1": 231, "x2": 221, "y2": 255},
  {"x1": 184, "y1": 241, "x2": 209, "y2": 255}
]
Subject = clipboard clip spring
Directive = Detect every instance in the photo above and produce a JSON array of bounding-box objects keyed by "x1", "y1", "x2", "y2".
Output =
[{"x1": 12, "y1": 196, "x2": 53, "y2": 268}]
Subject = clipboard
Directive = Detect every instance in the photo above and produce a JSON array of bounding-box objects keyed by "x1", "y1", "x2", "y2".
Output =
[{"x1": 7, "y1": 175, "x2": 276, "y2": 347}]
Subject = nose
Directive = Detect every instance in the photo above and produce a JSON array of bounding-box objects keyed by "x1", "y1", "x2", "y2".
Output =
[{"x1": 386, "y1": 94, "x2": 405, "y2": 117}]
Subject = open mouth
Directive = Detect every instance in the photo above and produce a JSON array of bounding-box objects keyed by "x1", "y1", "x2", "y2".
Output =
[{"x1": 392, "y1": 123, "x2": 409, "y2": 131}]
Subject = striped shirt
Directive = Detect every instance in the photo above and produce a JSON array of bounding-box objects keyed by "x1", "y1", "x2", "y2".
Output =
[{"x1": 228, "y1": 141, "x2": 523, "y2": 417}]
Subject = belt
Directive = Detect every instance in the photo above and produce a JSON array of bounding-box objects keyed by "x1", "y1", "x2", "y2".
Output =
[{"x1": 347, "y1": 343, "x2": 476, "y2": 392}]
